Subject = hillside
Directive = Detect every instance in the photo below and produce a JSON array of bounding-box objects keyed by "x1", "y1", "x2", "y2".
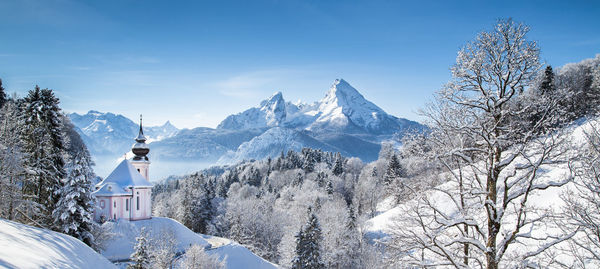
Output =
[
  {"x1": 363, "y1": 119, "x2": 595, "y2": 267},
  {"x1": 0, "y1": 218, "x2": 116, "y2": 269},
  {"x1": 101, "y1": 217, "x2": 277, "y2": 269}
]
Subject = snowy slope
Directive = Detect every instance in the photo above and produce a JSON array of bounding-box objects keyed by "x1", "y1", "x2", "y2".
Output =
[
  {"x1": 217, "y1": 127, "x2": 345, "y2": 164},
  {"x1": 364, "y1": 120, "x2": 595, "y2": 267},
  {"x1": 101, "y1": 217, "x2": 277, "y2": 269},
  {"x1": 101, "y1": 217, "x2": 210, "y2": 261},
  {"x1": 202, "y1": 235, "x2": 279, "y2": 269},
  {"x1": 0, "y1": 218, "x2": 116, "y2": 269}
]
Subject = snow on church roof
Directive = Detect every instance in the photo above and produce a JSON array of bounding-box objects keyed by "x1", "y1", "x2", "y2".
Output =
[{"x1": 93, "y1": 159, "x2": 152, "y2": 197}]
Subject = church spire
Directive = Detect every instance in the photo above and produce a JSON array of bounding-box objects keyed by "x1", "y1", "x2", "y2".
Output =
[
  {"x1": 132, "y1": 114, "x2": 149, "y2": 161},
  {"x1": 135, "y1": 114, "x2": 146, "y2": 143}
]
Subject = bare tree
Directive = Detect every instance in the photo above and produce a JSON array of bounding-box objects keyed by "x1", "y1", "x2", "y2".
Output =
[
  {"x1": 560, "y1": 120, "x2": 600, "y2": 268},
  {"x1": 387, "y1": 19, "x2": 575, "y2": 269}
]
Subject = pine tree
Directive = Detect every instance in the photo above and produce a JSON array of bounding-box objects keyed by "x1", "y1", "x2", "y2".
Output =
[
  {"x1": 21, "y1": 86, "x2": 66, "y2": 226},
  {"x1": 292, "y1": 208, "x2": 325, "y2": 269},
  {"x1": 383, "y1": 154, "x2": 405, "y2": 186},
  {"x1": 52, "y1": 152, "x2": 97, "y2": 246},
  {"x1": 325, "y1": 180, "x2": 333, "y2": 195},
  {"x1": 129, "y1": 228, "x2": 151, "y2": 269},
  {"x1": 0, "y1": 78, "x2": 6, "y2": 108},
  {"x1": 0, "y1": 100, "x2": 27, "y2": 221},
  {"x1": 539, "y1": 65, "x2": 555, "y2": 95},
  {"x1": 332, "y1": 153, "x2": 343, "y2": 176}
]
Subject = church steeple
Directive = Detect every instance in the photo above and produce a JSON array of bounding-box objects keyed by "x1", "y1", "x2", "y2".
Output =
[
  {"x1": 132, "y1": 114, "x2": 150, "y2": 161},
  {"x1": 135, "y1": 114, "x2": 147, "y2": 143}
]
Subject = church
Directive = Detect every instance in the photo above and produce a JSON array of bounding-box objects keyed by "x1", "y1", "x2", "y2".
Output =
[{"x1": 92, "y1": 116, "x2": 153, "y2": 222}]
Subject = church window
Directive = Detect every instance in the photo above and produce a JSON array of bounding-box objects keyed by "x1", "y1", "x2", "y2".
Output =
[
  {"x1": 114, "y1": 201, "x2": 116, "y2": 208},
  {"x1": 100, "y1": 200, "x2": 105, "y2": 209},
  {"x1": 126, "y1": 199, "x2": 129, "y2": 211},
  {"x1": 137, "y1": 196, "x2": 140, "y2": 210}
]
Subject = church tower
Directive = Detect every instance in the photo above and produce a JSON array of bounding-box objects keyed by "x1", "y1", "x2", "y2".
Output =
[{"x1": 131, "y1": 115, "x2": 150, "y2": 181}]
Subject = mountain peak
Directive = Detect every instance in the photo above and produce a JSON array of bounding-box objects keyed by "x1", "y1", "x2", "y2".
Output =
[
  {"x1": 325, "y1": 79, "x2": 364, "y2": 102},
  {"x1": 162, "y1": 120, "x2": 176, "y2": 128},
  {"x1": 260, "y1": 91, "x2": 284, "y2": 108}
]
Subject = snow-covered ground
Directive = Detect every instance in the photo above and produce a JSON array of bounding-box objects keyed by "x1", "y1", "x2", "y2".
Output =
[
  {"x1": 100, "y1": 217, "x2": 210, "y2": 261},
  {"x1": 102, "y1": 217, "x2": 278, "y2": 268},
  {"x1": 0, "y1": 218, "x2": 116, "y2": 269},
  {"x1": 203, "y1": 235, "x2": 279, "y2": 269},
  {"x1": 364, "y1": 119, "x2": 597, "y2": 267}
]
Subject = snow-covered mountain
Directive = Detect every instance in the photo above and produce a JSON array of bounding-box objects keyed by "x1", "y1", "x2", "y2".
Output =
[
  {"x1": 68, "y1": 110, "x2": 179, "y2": 156},
  {"x1": 218, "y1": 79, "x2": 421, "y2": 135},
  {"x1": 215, "y1": 79, "x2": 424, "y2": 163},
  {"x1": 218, "y1": 92, "x2": 287, "y2": 130},
  {"x1": 73, "y1": 79, "x2": 424, "y2": 178}
]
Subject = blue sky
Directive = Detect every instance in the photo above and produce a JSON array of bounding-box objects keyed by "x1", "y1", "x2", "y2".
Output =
[{"x1": 0, "y1": 0, "x2": 598, "y2": 128}]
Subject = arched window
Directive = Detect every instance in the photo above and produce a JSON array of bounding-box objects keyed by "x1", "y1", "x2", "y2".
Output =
[
  {"x1": 114, "y1": 201, "x2": 116, "y2": 208},
  {"x1": 126, "y1": 199, "x2": 129, "y2": 211},
  {"x1": 100, "y1": 200, "x2": 105, "y2": 209},
  {"x1": 137, "y1": 196, "x2": 140, "y2": 210}
]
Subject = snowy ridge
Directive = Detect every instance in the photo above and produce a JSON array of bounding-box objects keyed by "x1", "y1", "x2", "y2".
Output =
[
  {"x1": 218, "y1": 92, "x2": 287, "y2": 130},
  {"x1": 0, "y1": 218, "x2": 116, "y2": 269}
]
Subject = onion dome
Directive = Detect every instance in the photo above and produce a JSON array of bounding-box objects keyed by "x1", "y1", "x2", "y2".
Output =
[{"x1": 132, "y1": 115, "x2": 150, "y2": 161}]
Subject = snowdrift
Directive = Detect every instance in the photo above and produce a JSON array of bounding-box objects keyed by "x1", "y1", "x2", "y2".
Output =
[{"x1": 0, "y1": 218, "x2": 115, "y2": 269}]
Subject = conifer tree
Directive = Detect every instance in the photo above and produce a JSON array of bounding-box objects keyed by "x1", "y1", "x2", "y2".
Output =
[
  {"x1": 52, "y1": 152, "x2": 97, "y2": 246},
  {"x1": 0, "y1": 78, "x2": 6, "y2": 108},
  {"x1": 21, "y1": 86, "x2": 66, "y2": 225},
  {"x1": 332, "y1": 153, "x2": 343, "y2": 176},
  {"x1": 292, "y1": 208, "x2": 324, "y2": 269},
  {"x1": 0, "y1": 100, "x2": 27, "y2": 221},
  {"x1": 383, "y1": 154, "x2": 405, "y2": 186},
  {"x1": 539, "y1": 65, "x2": 555, "y2": 95},
  {"x1": 129, "y1": 228, "x2": 151, "y2": 269}
]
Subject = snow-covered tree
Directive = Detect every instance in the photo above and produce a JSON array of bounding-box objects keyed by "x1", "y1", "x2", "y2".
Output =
[
  {"x1": 318, "y1": 198, "x2": 360, "y2": 269},
  {"x1": 387, "y1": 19, "x2": 574, "y2": 268},
  {"x1": 561, "y1": 120, "x2": 600, "y2": 267},
  {"x1": 292, "y1": 208, "x2": 324, "y2": 269},
  {"x1": 52, "y1": 152, "x2": 97, "y2": 246},
  {"x1": 149, "y1": 229, "x2": 177, "y2": 269},
  {"x1": 0, "y1": 99, "x2": 28, "y2": 221},
  {"x1": 129, "y1": 228, "x2": 151, "y2": 269},
  {"x1": 180, "y1": 244, "x2": 226, "y2": 269},
  {"x1": 332, "y1": 153, "x2": 344, "y2": 176},
  {"x1": 21, "y1": 86, "x2": 66, "y2": 226},
  {"x1": 0, "y1": 78, "x2": 6, "y2": 108}
]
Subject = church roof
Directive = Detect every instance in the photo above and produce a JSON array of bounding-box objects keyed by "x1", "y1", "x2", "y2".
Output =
[{"x1": 93, "y1": 159, "x2": 152, "y2": 196}]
